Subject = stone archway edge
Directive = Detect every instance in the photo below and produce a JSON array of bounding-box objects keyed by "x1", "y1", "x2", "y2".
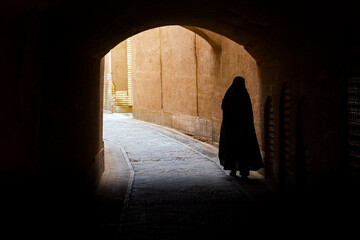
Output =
[{"x1": 182, "y1": 26, "x2": 222, "y2": 52}]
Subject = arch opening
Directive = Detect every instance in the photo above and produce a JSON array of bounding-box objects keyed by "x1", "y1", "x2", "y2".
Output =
[{"x1": 102, "y1": 25, "x2": 262, "y2": 151}]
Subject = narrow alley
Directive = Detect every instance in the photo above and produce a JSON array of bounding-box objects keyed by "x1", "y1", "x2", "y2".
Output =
[
  {"x1": 96, "y1": 113, "x2": 279, "y2": 239},
  {"x1": 93, "y1": 113, "x2": 357, "y2": 239}
]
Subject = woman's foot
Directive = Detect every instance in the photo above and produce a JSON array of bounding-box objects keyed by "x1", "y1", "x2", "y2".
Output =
[{"x1": 230, "y1": 170, "x2": 236, "y2": 177}]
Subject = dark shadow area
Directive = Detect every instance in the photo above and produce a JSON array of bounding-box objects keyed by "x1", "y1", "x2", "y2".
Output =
[{"x1": 230, "y1": 174, "x2": 360, "y2": 236}]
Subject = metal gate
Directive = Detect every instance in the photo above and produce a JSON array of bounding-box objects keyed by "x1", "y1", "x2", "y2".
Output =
[
  {"x1": 264, "y1": 96, "x2": 275, "y2": 180},
  {"x1": 279, "y1": 83, "x2": 291, "y2": 190},
  {"x1": 345, "y1": 76, "x2": 360, "y2": 178}
]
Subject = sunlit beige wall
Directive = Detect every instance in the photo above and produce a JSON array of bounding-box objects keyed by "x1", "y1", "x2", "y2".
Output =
[
  {"x1": 132, "y1": 29, "x2": 162, "y2": 111},
  {"x1": 131, "y1": 26, "x2": 260, "y2": 147},
  {"x1": 111, "y1": 41, "x2": 128, "y2": 91}
]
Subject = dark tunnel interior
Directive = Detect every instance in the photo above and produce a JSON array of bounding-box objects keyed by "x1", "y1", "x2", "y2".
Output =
[{"x1": 1, "y1": 1, "x2": 360, "y2": 239}]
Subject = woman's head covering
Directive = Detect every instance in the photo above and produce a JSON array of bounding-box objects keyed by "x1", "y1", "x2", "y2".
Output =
[
  {"x1": 222, "y1": 76, "x2": 248, "y2": 109},
  {"x1": 233, "y1": 76, "x2": 245, "y2": 88}
]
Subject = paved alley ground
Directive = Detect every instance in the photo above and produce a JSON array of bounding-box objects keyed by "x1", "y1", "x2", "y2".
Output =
[
  {"x1": 94, "y1": 113, "x2": 354, "y2": 239},
  {"x1": 95, "y1": 113, "x2": 282, "y2": 239}
]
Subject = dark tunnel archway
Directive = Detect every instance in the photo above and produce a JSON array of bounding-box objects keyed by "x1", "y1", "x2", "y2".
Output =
[
  {"x1": 3, "y1": 1, "x2": 360, "y2": 239},
  {"x1": 102, "y1": 24, "x2": 261, "y2": 146},
  {"x1": 34, "y1": 0, "x2": 360, "y2": 195},
  {"x1": 38, "y1": 1, "x2": 279, "y2": 189}
]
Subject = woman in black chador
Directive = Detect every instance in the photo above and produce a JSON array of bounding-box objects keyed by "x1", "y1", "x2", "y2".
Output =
[{"x1": 219, "y1": 76, "x2": 263, "y2": 179}]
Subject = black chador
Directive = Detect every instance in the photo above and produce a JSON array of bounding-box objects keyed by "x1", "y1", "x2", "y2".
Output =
[{"x1": 218, "y1": 76, "x2": 263, "y2": 178}]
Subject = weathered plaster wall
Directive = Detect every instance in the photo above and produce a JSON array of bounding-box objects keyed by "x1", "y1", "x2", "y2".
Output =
[
  {"x1": 132, "y1": 26, "x2": 260, "y2": 147},
  {"x1": 111, "y1": 41, "x2": 128, "y2": 91},
  {"x1": 132, "y1": 29, "x2": 163, "y2": 112},
  {"x1": 161, "y1": 27, "x2": 198, "y2": 116}
]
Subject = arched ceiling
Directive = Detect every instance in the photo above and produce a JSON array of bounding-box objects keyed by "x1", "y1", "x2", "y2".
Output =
[
  {"x1": 25, "y1": 0, "x2": 360, "y2": 63},
  {"x1": 39, "y1": 1, "x2": 289, "y2": 63}
]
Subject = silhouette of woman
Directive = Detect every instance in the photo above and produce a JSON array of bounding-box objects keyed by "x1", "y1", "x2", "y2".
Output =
[{"x1": 219, "y1": 76, "x2": 263, "y2": 179}]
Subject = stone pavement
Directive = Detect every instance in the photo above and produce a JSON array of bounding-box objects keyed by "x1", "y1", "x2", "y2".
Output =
[
  {"x1": 94, "y1": 113, "x2": 281, "y2": 239},
  {"x1": 93, "y1": 113, "x2": 354, "y2": 239}
]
